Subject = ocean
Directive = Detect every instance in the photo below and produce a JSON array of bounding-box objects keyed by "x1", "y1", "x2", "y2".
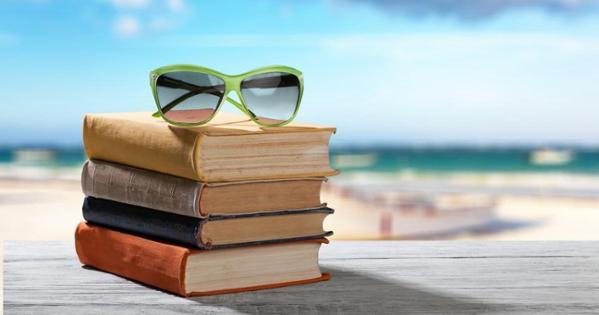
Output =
[
  {"x1": 330, "y1": 147, "x2": 599, "y2": 174},
  {"x1": 1, "y1": 146, "x2": 598, "y2": 176}
]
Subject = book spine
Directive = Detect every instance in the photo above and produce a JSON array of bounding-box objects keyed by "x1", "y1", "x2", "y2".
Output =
[
  {"x1": 75, "y1": 222, "x2": 189, "y2": 296},
  {"x1": 82, "y1": 114, "x2": 201, "y2": 180},
  {"x1": 81, "y1": 160, "x2": 202, "y2": 217},
  {"x1": 82, "y1": 197, "x2": 202, "y2": 248}
]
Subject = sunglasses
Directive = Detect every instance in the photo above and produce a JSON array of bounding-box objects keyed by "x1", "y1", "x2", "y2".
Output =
[{"x1": 149, "y1": 65, "x2": 304, "y2": 127}]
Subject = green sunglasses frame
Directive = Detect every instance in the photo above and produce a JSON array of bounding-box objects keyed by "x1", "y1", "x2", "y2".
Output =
[{"x1": 149, "y1": 64, "x2": 304, "y2": 127}]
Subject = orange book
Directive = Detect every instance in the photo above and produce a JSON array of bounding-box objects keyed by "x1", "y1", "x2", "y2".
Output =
[{"x1": 75, "y1": 222, "x2": 330, "y2": 297}]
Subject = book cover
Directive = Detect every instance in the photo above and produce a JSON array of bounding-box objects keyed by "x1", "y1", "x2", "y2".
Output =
[
  {"x1": 83, "y1": 112, "x2": 338, "y2": 182},
  {"x1": 82, "y1": 196, "x2": 334, "y2": 249},
  {"x1": 82, "y1": 159, "x2": 325, "y2": 217},
  {"x1": 75, "y1": 222, "x2": 330, "y2": 297}
]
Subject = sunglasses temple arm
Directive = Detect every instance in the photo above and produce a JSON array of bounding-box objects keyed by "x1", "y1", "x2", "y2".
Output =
[
  {"x1": 151, "y1": 96, "x2": 255, "y2": 119},
  {"x1": 226, "y1": 97, "x2": 257, "y2": 119},
  {"x1": 155, "y1": 76, "x2": 225, "y2": 114},
  {"x1": 153, "y1": 86, "x2": 224, "y2": 118}
]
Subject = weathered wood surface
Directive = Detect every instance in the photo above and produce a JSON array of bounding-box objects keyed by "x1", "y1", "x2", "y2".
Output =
[{"x1": 4, "y1": 241, "x2": 599, "y2": 314}]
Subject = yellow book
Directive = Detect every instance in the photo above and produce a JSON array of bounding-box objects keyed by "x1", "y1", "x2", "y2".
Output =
[{"x1": 83, "y1": 112, "x2": 338, "y2": 182}]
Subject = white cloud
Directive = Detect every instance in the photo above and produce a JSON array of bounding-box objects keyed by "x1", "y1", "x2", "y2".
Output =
[
  {"x1": 107, "y1": 0, "x2": 188, "y2": 37},
  {"x1": 342, "y1": 0, "x2": 599, "y2": 20},
  {"x1": 165, "y1": 0, "x2": 185, "y2": 13},
  {"x1": 155, "y1": 31, "x2": 599, "y2": 60},
  {"x1": 110, "y1": 0, "x2": 149, "y2": 9},
  {"x1": 161, "y1": 34, "x2": 325, "y2": 48},
  {"x1": 113, "y1": 16, "x2": 141, "y2": 37},
  {"x1": 308, "y1": 32, "x2": 599, "y2": 145},
  {"x1": 149, "y1": 16, "x2": 174, "y2": 31},
  {"x1": 319, "y1": 32, "x2": 599, "y2": 61}
]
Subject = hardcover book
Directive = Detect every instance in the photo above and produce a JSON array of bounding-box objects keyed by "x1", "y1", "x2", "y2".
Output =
[
  {"x1": 82, "y1": 112, "x2": 338, "y2": 182},
  {"x1": 75, "y1": 222, "x2": 330, "y2": 297},
  {"x1": 82, "y1": 159, "x2": 325, "y2": 217},
  {"x1": 82, "y1": 196, "x2": 334, "y2": 249}
]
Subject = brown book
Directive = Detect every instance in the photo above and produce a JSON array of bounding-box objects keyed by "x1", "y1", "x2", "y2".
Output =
[
  {"x1": 82, "y1": 159, "x2": 325, "y2": 217},
  {"x1": 75, "y1": 222, "x2": 330, "y2": 296},
  {"x1": 83, "y1": 112, "x2": 338, "y2": 182}
]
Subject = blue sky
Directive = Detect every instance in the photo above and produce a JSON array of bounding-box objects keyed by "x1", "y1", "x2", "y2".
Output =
[{"x1": 1, "y1": 0, "x2": 599, "y2": 146}]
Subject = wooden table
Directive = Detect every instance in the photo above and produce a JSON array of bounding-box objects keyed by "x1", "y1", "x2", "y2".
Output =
[{"x1": 4, "y1": 241, "x2": 599, "y2": 314}]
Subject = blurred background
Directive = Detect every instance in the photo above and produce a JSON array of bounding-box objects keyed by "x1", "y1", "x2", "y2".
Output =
[{"x1": 1, "y1": 0, "x2": 599, "y2": 241}]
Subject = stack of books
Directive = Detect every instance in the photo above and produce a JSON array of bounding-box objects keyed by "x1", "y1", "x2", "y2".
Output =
[{"x1": 75, "y1": 112, "x2": 338, "y2": 296}]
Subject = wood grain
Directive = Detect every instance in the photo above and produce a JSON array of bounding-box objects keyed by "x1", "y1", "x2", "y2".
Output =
[{"x1": 4, "y1": 241, "x2": 599, "y2": 314}]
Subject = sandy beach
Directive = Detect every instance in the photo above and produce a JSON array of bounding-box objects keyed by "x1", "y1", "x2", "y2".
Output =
[
  {"x1": 324, "y1": 190, "x2": 599, "y2": 240},
  {"x1": 1, "y1": 177, "x2": 599, "y2": 241}
]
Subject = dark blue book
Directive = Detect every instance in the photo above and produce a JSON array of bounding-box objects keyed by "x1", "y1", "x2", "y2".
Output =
[{"x1": 82, "y1": 197, "x2": 333, "y2": 249}]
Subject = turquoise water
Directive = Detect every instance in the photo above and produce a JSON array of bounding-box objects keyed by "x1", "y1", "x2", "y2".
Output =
[
  {"x1": 1, "y1": 146, "x2": 598, "y2": 174},
  {"x1": 0, "y1": 147, "x2": 85, "y2": 168},
  {"x1": 331, "y1": 147, "x2": 599, "y2": 174}
]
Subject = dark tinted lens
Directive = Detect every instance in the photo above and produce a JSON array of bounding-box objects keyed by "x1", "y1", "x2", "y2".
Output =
[
  {"x1": 240, "y1": 72, "x2": 300, "y2": 124},
  {"x1": 156, "y1": 71, "x2": 225, "y2": 123}
]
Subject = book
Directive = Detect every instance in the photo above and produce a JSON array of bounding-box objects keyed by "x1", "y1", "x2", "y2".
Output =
[
  {"x1": 82, "y1": 159, "x2": 325, "y2": 217},
  {"x1": 83, "y1": 112, "x2": 338, "y2": 182},
  {"x1": 75, "y1": 222, "x2": 330, "y2": 297},
  {"x1": 82, "y1": 196, "x2": 334, "y2": 249}
]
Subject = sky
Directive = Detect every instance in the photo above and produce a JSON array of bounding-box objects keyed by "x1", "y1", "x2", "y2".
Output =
[{"x1": 1, "y1": 0, "x2": 599, "y2": 147}]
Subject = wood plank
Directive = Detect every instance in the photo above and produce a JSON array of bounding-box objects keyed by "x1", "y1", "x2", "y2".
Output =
[{"x1": 4, "y1": 241, "x2": 599, "y2": 314}]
